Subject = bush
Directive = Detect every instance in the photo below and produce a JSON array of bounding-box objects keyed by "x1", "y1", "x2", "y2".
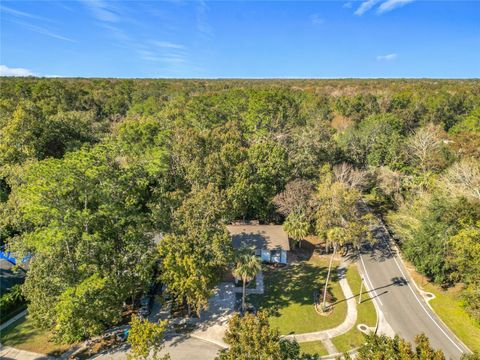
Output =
[
  {"x1": 0, "y1": 284, "x2": 26, "y2": 323},
  {"x1": 463, "y1": 286, "x2": 480, "y2": 324}
]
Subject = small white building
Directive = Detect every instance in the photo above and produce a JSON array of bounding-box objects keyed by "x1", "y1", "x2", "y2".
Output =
[{"x1": 227, "y1": 224, "x2": 290, "y2": 264}]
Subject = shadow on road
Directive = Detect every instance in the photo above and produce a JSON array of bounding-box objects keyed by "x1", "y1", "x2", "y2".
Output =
[{"x1": 330, "y1": 276, "x2": 408, "y2": 307}]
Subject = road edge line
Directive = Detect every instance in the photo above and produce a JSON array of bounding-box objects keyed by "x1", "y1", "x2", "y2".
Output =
[{"x1": 378, "y1": 218, "x2": 472, "y2": 355}]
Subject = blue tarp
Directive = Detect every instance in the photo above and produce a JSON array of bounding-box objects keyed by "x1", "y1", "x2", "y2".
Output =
[
  {"x1": 0, "y1": 248, "x2": 17, "y2": 265},
  {"x1": 0, "y1": 246, "x2": 31, "y2": 266}
]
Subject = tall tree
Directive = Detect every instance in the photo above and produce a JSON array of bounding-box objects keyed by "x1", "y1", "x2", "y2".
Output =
[
  {"x1": 442, "y1": 158, "x2": 480, "y2": 201},
  {"x1": 448, "y1": 221, "x2": 480, "y2": 285},
  {"x1": 228, "y1": 140, "x2": 290, "y2": 221},
  {"x1": 218, "y1": 311, "x2": 306, "y2": 360},
  {"x1": 283, "y1": 212, "x2": 310, "y2": 248},
  {"x1": 158, "y1": 186, "x2": 233, "y2": 316},
  {"x1": 314, "y1": 165, "x2": 373, "y2": 308},
  {"x1": 272, "y1": 179, "x2": 314, "y2": 218},
  {"x1": 232, "y1": 250, "x2": 261, "y2": 312},
  {"x1": 128, "y1": 315, "x2": 169, "y2": 360},
  {"x1": 4, "y1": 142, "x2": 165, "y2": 342},
  {"x1": 388, "y1": 192, "x2": 480, "y2": 284},
  {"x1": 407, "y1": 123, "x2": 447, "y2": 172},
  {"x1": 337, "y1": 114, "x2": 406, "y2": 168},
  {"x1": 345, "y1": 333, "x2": 445, "y2": 360},
  {"x1": 315, "y1": 165, "x2": 373, "y2": 253}
]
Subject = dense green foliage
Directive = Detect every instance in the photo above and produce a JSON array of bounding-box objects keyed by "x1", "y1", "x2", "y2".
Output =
[
  {"x1": 218, "y1": 311, "x2": 311, "y2": 360},
  {"x1": 0, "y1": 284, "x2": 25, "y2": 322},
  {"x1": 345, "y1": 333, "x2": 445, "y2": 360},
  {"x1": 158, "y1": 186, "x2": 233, "y2": 316},
  {"x1": 345, "y1": 333, "x2": 480, "y2": 360},
  {"x1": 127, "y1": 315, "x2": 169, "y2": 360},
  {"x1": 0, "y1": 78, "x2": 478, "y2": 340}
]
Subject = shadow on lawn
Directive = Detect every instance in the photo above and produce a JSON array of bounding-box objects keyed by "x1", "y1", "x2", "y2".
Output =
[
  {"x1": 1, "y1": 319, "x2": 41, "y2": 346},
  {"x1": 248, "y1": 261, "x2": 338, "y2": 318},
  {"x1": 0, "y1": 318, "x2": 67, "y2": 357}
]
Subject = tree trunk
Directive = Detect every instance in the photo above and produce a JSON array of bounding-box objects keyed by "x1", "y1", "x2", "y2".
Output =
[
  {"x1": 242, "y1": 276, "x2": 247, "y2": 311},
  {"x1": 322, "y1": 244, "x2": 336, "y2": 309}
]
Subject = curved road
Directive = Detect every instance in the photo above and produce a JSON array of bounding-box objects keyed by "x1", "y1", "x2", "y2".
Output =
[{"x1": 357, "y1": 220, "x2": 471, "y2": 360}]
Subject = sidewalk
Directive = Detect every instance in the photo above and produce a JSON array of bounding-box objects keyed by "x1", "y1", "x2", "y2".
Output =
[{"x1": 0, "y1": 346, "x2": 53, "y2": 360}]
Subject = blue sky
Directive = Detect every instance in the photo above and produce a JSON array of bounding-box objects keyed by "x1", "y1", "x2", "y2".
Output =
[{"x1": 1, "y1": 1, "x2": 479, "y2": 78}]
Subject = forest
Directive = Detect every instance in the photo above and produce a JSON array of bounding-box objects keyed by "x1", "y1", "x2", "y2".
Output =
[{"x1": 0, "y1": 77, "x2": 479, "y2": 343}]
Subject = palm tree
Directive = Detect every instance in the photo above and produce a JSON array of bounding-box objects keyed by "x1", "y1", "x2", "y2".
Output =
[
  {"x1": 283, "y1": 212, "x2": 310, "y2": 248},
  {"x1": 233, "y1": 250, "x2": 262, "y2": 312},
  {"x1": 322, "y1": 229, "x2": 341, "y2": 310}
]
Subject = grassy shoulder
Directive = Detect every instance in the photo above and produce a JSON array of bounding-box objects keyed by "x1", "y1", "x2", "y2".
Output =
[
  {"x1": 404, "y1": 260, "x2": 480, "y2": 353},
  {"x1": 249, "y1": 256, "x2": 347, "y2": 335},
  {"x1": 0, "y1": 317, "x2": 70, "y2": 356},
  {"x1": 299, "y1": 340, "x2": 329, "y2": 357},
  {"x1": 331, "y1": 264, "x2": 376, "y2": 353}
]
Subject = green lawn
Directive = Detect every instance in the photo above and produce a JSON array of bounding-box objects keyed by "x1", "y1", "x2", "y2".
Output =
[
  {"x1": 299, "y1": 340, "x2": 329, "y2": 357},
  {"x1": 0, "y1": 317, "x2": 70, "y2": 356},
  {"x1": 405, "y1": 263, "x2": 480, "y2": 353},
  {"x1": 331, "y1": 264, "x2": 376, "y2": 353},
  {"x1": 248, "y1": 256, "x2": 347, "y2": 335}
]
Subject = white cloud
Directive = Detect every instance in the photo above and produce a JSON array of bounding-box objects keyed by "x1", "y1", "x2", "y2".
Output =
[
  {"x1": 310, "y1": 14, "x2": 325, "y2": 25},
  {"x1": 0, "y1": 4, "x2": 51, "y2": 22},
  {"x1": 355, "y1": 0, "x2": 381, "y2": 15},
  {"x1": 160, "y1": 55, "x2": 188, "y2": 66},
  {"x1": 376, "y1": 53, "x2": 398, "y2": 61},
  {"x1": 12, "y1": 20, "x2": 75, "y2": 42},
  {"x1": 196, "y1": 0, "x2": 213, "y2": 37},
  {"x1": 354, "y1": 0, "x2": 415, "y2": 15},
  {"x1": 377, "y1": 0, "x2": 415, "y2": 13},
  {"x1": 343, "y1": 2, "x2": 353, "y2": 9},
  {"x1": 81, "y1": 0, "x2": 120, "y2": 23},
  {"x1": 151, "y1": 41, "x2": 185, "y2": 50},
  {"x1": 0, "y1": 65, "x2": 35, "y2": 76}
]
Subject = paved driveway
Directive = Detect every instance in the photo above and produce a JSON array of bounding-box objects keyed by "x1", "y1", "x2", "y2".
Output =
[
  {"x1": 190, "y1": 282, "x2": 235, "y2": 348},
  {"x1": 90, "y1": 334, "x2": 221, "y2": 360},
  {"x1": 159, "y1": 335, "x2": 222, "y2": 360},
  {"x1": 91, "y1": 283, "x2": 235, "y2": 360}
]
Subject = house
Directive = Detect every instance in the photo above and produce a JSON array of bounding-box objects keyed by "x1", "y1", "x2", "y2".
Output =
[
  {"x1": 0, "y1": 259, "x2": 26, "y2": 294},
  {"x1": 0, "y1": 246, "x2": 28, "y2": 294},
  {"x1": 227, "y1": 223, "x2": 290, "y2": 264}
]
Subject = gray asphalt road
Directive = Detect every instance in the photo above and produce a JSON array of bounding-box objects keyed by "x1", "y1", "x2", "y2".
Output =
[{"x1": 358, "y1": 222, "x2": 470, "y2": 360}]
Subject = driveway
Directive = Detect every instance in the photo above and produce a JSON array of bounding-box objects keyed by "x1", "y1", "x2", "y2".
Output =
[
  {"x1": 91, "y1": 282, "x2": 235, "y2": 360},
  {"x1": 90, "y1": 335, "x2": 221, "y2": 360},
  {"x1": 190, "y1": 282, "x2": 235, "y2": 348}
]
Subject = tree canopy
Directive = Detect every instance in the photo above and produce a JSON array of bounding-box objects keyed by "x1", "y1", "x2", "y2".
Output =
[{"x1": 0, "y1": 77, "x2": 478, "y2": 340}]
